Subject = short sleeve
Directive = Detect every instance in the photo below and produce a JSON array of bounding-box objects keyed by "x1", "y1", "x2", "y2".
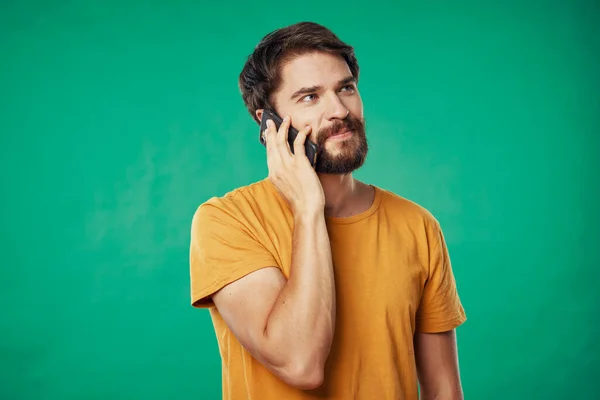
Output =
[
  {"x1": 415, "y1": 224, "x2": 467, "y2": 333},
  {"x1": 189, "y1": 202, "x2": 279, "y2": 308}
]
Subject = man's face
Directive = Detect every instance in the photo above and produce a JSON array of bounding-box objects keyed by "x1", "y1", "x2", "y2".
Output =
[{"x1": 262, "y1": 51, "x2": 368, "y2": 174}]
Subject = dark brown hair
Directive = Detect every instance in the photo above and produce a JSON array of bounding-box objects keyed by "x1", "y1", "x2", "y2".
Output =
[{"x1": 238, "y1": 22, "x2": 360, "y2": 124}]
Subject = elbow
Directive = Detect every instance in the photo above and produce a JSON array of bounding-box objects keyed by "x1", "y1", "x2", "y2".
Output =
[
  {"x1": 279, "y1": 358, "x2": 326, "y2": 390},
  {"x1": 261, "y1": 331, "x2": 333, "y2": 390}
]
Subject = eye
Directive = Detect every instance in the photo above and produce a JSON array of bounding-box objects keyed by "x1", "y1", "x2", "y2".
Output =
[
  {"x1": 301, "y1": 94, "x2": 317, "y2": 102},
  {"x1": 341, "y1": 84, "x2": 355, "y2": 93}
]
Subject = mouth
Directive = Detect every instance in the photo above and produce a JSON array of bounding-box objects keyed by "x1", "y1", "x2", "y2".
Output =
[{"x1": 326, "y1": 129, "x2": 352, "y2": 141}]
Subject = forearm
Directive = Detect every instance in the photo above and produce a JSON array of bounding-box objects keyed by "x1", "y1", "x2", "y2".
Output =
[
  {"x1": 419, "y1": 390, "x2": 464, "y2": 400},
  {"x1": 263, "y1": 209, "x2": 336, "y2": 380},
  {"x1": 419, "y1": 380, "x2": 464, "y2": 400},
  {"x1": 415, "y1": 330, "x2": 463, "y2": 400}
]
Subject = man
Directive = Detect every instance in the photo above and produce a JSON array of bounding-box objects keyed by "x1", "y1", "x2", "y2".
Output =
[{"x1": 189, "y1": 21, "x2": 467, "y2": 400}]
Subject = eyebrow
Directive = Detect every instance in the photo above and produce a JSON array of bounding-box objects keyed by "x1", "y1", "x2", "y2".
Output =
[{"x1": 290, "y1": 76, "x2": 357, "y2": 101}]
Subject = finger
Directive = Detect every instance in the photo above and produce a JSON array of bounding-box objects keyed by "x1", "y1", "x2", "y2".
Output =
[
  {"x1": 265, "y1": 120, "x2": 282, "y2": 166},
  {"x1": 265, "y1": 119, "x2": 277, "y2": 151},
  {"x1": 293, "y1": 125, "x2": 312, "y2": 157},
  {"x1": 276, "y1": 116, "x2": 294, "y2": 159},
  {"x1": 277, "y1": 115, "x2": 291, "y2": 145}
]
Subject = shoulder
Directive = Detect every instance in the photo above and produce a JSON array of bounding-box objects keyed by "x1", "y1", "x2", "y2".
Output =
[
  {"x1": 374, "y1": 186, "x2": 443, "y2": 242},
  {"x1": 377, "y1": 187, "x2": 439, "y2": 224},
  {"x1": 191, "y1": 178, "x2": 282, "y2": 228}
]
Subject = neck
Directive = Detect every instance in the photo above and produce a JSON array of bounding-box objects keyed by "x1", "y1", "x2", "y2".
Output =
[{"x1": 318, "y1": 173, "x2": 367, "y2": 218}]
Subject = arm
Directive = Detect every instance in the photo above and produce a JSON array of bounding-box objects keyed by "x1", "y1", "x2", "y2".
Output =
[
  {"x1": 196, "y1": 115, "x2": 334, "y2": 389},
  {"x1": 414, "y1": 219, "x2": 467, "y2": 399},
  {"x1": 414, "y1": 330, "x2": 463, "y2": 400},
  {"x1": 216, "y1": 113, "x2": 336, "y2": 388},
  {"x1": 212, "y1": 210, "x2": 335, "y2": 390}
]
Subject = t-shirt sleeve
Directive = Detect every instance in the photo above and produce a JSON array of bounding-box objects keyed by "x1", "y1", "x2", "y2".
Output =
[
  {"x1": 415, "y1": 223, "x2": 467, "y2": 333},
  {"x1": 189, "y1": 201, "x2": 279, "y2": 308}
]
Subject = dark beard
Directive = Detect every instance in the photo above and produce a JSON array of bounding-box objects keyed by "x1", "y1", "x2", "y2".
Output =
[{"x1": 314, "y1": 115, "x2": 368, "y2": 174}]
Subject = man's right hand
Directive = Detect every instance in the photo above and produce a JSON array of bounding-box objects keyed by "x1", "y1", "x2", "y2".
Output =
[{"x1": 263, "y1": 115, "x2": 325, "y2": 215}]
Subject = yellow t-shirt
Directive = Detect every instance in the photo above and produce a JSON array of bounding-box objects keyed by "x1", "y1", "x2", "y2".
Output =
[{"x1": 190, "y1": 178, "x2": 466, "y2": 400}]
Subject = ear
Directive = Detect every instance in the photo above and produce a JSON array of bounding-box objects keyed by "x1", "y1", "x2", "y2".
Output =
[{"x1": 255, "y1": 109, "x2": 264, "y2": 122}]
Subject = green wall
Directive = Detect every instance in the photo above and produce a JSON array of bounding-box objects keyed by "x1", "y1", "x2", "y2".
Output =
[{"x1": 1, "y1": 1, "x2": 598, "y2": 399}]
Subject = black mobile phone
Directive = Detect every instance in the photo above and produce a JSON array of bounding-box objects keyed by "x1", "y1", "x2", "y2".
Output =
[{"x1": 259, "y1": 109, "x2": 318, "y2": 167}]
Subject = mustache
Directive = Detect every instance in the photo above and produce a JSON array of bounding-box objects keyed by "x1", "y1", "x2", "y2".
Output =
[{"x1": 316, "y1": 116, "x2": 364, "y2": 144}]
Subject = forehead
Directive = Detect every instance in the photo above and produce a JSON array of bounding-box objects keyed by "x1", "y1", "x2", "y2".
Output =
[{"x1": 278, "y1": 52, "x2": 353, "y2": 91}]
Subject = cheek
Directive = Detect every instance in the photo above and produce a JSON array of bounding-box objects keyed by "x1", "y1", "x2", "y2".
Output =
[
  {"x1": 344, "y1": 94, "x2": 363, "y2": 116},
  {"x1": 350, "y1": 102, "x2": 363, "y2": 118},
  {"x1": 294, "y1": 118, "x2": 322, "y2": 142}
]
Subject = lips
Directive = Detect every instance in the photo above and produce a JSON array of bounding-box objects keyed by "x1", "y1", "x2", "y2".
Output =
[
  {"x1": 317, "y1": 120, "x2": 357, "y2": 145},
  {"x1": 325, "y1": 130, "x2": 352, "y2": 141},
  {"x1": 331, "y1": 129, "x2": 351, "y2": 137}
]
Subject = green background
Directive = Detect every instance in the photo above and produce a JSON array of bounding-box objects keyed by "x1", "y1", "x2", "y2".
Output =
[{"x1": 1, "y1": 1, "x2": 598, "y2": 399}]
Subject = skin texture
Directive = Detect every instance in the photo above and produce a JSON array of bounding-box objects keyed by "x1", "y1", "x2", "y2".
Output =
[
  {"x1": 213, "y1": 51, "x2": 463, "y2": 394},
  {"x1": 415, "y1": 330, "x2": 464, "y2": 400}
]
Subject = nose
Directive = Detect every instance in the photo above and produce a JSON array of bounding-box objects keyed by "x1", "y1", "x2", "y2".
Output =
[{"x1": 325, "y1": 92, "x2": 349, "y2": 120}]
